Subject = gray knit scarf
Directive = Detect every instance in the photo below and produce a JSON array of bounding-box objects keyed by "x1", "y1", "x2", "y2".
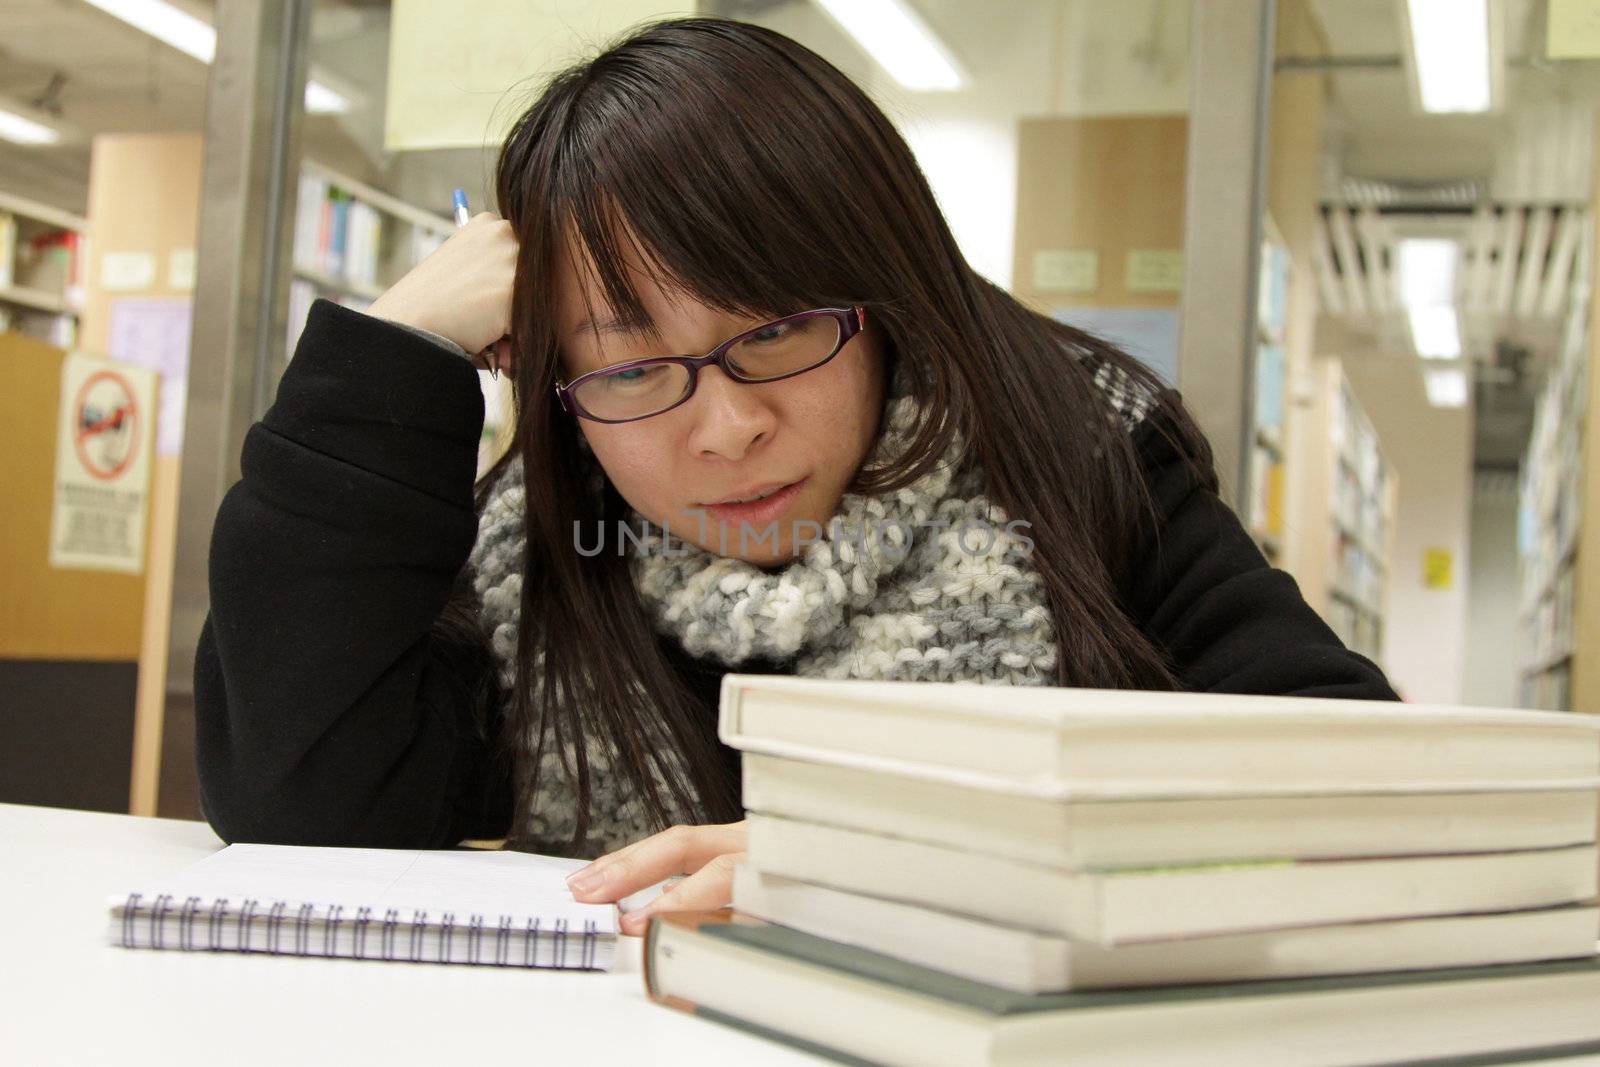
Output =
[{"x1": 466, "y1": 359, "x2": 1151, "y2": 856}]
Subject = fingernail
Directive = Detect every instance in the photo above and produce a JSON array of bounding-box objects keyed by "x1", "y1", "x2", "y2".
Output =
[{"x1": 567, "y1": 866, "x2": 607, "y2": 895}]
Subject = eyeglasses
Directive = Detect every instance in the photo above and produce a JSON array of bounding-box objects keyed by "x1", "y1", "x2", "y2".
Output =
[{"x1": 554, "y1": 306, "x2": 867, "y2": 424}]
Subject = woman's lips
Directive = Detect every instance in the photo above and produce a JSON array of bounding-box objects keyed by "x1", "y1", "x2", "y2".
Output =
[{"x1": 700, "y1": 477, "x2": 807, "y2": 530}]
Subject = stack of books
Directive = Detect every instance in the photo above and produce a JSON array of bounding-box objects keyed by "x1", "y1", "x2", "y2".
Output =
[{"x1": 643, "y1": 676, "x2": 1600, "y2": 1066}]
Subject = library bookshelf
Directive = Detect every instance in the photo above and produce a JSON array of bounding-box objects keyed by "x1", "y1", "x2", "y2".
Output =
[
  {"x1": 1294, "y1": 357, "x2": 1397, "y2": 669},
  {"x1": 1518, "y1": 246, "x2": 1591, "y2": 710},
  {"x1": 287, "y1": 161, "x2": 511, "y2": 476},
  {"x1": 0, "y1": 190, "x2": 85, "y2": 348},
  {"x1": 1248, "y1": 224, "x2": 1291, "y2": 564}
]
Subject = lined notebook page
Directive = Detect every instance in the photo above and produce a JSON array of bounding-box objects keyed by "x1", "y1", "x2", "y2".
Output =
[{"x1": 121, "y1": 844, "x2": 617, "y2": 933}]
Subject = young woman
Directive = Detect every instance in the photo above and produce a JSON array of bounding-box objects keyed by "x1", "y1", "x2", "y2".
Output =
[{"x1": 195, "y1": 17, "x2": 1396, "y2": 937}]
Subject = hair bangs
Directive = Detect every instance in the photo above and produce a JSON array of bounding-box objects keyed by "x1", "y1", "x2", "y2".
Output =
[{"x1": 542, "y1": 41, "x2": 870, "y2": 334}]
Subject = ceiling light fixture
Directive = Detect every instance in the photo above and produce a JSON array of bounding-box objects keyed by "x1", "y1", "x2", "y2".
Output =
[
  {"x1": 812, "y1": 0, "x2": 965, "y2": 91},
  {"x1": 1402, "y1": 0, "x2": 1492, "y2": 113},
  {"x1": 0, "y1": 108, "x2": 62, "y2": 146},
  {"x1": 84, "y1": 0, "x2": 350, "y2": 113},
  {"x1": 1423, "y1": 366, "x2": 1469, "y2": 408},
  {"x1": 1398, "y1": 238, "x2": 1463, "y2": 359},
  {"x1": 1407, "y1": 305, "x2": 1463, "y2": 359}
]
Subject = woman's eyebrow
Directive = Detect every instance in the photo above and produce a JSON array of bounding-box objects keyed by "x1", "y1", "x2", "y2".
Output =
[{"x1": 568, "y1": 314, "x2": 659, "y2": 342}]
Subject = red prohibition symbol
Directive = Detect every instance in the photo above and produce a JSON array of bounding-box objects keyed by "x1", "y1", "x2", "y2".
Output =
[{"x1": 73, "y1": 369, "x2": 140, "y2": 482}]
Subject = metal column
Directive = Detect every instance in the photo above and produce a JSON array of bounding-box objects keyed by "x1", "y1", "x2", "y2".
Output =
[
  {"x1": 152, "y1": 0, "x2": 310, "y2": 804},
  {"x1": 1177, "y1": 0, "x2": 1276, "y2": 515}
]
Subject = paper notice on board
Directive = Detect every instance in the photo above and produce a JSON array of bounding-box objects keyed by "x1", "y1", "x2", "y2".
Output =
[
  {"x1": 1125, "y1": 249, "x2": 1184, "y2": 293},
  {"x1": 1032, "y1": 249, "x2": 1099, "y2": 293},
  {"x1": 169, "y1": 249, "x2": 197, "y2": 291},
  {"x1": 1423, "y1": 548, "x2": 1454, "y2": 590},
  {"x1": 108, "y1": 297, "x2": 192, "y2": 455},
  {"x1": 49, "y1": 352, "x2": 156, "y2": 574},
  {"x1": 99, "y1": 251, "x2": 157, "y2": 291}
]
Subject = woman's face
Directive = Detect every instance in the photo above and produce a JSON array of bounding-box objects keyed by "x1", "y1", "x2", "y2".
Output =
[{"x1": 554, "y1": 234, "x2": 887, "y2": 568}]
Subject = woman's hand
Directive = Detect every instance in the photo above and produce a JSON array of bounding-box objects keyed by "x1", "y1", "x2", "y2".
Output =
[
  {"x1": 368, "y1": 211, "x2": 518, "y2": 365},
  {"x1": 565, "y1": 820, "x2": 747, "y2": 937}
]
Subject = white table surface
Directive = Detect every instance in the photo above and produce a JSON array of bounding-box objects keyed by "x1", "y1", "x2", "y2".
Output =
[{"x1": 0, "y1": 802, "x2": 831, "y2": 1066}]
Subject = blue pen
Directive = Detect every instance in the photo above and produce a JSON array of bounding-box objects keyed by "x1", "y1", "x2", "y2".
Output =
[{"x1": 451, "y1": 188, "x2": 498, "y2": 378}]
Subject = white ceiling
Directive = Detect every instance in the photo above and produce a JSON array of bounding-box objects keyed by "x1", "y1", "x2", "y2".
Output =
[
  {"x1": 0, "y1": 0, "x2": 210, "y2": 214},
  {"x1": 7, "y1": 2, "x2": 1597, "y2": 213},
  {"x1": 2, "y1": 0, "x2": 1595, "y2": 465},
  {"x1": 1308, "y1": 0, "x2": 1598, "y2": 201}
]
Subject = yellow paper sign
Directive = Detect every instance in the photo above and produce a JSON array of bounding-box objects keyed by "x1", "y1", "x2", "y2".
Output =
[
  {"x1": 1126, "y1": 249, "x2": 1184, "y2": 293},
  {"x1": 1423, "y1": 548, "x2": 1453, "y2": 590},
  {"x1": 1033, "y1": 249, "x2": 1099, "y2": 293}
]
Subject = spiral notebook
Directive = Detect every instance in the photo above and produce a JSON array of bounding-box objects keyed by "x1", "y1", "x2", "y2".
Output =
[{"x1": 106, "y1": 843, "x2": 619, "y2": 970}]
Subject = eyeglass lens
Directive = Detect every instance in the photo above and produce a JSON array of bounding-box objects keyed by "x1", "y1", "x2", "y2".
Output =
[{"x1": 571, "y1": 313, "x2": 844, "y2": 422}]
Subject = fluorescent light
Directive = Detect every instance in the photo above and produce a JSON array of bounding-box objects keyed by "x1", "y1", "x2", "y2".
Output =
[
  {"x1": 304, "y1": 81, "x2": 351, "y2": 114},
  {"x1": 0, "y1": 108, "x2": 62, "y2": 146},
  {"x1": 1408, "y1": 305, "x2": 1463, "y2": 359},
  {"x1": 813, "y1": 0, "x2": 964, "y2": 90},
  {"x1": 1398, "y1": 238, "x2": 1458, "y2": 307},
  {"x1": 1424, "y1": 366, "x2": 1469, "y2": 407},
  {"x1": 85, "y1": 0, "x2": 349, "y2": 113},
  {"x1": 1399, "y1": 238, "x2": 1462, "y2": 358},
  {"x1": 1404, "y1": 0, "x2": 1491, "y2": 113},
  {"x1": 84, "y1": 0, "x2": 215, "y2": 62}
]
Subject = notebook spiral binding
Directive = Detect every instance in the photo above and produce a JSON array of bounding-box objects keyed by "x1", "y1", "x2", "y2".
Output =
[{"x1": 114, "y1": 893, "x2": 601, "y2": 968}]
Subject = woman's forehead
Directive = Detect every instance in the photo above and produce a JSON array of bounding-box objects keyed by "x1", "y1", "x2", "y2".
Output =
[
  {"x1": 555, "y1": 228, "x2": 753, "y2": 351},
  {"x1": 556, "y1": 223, "x2": 672, "y2": 336}
]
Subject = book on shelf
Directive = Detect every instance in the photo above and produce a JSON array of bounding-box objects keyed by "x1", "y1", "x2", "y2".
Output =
[
  {"x1": 0, "y1": 210, "x2": 15, "y2": 288},
  {"x1": 21, "y1": 227, "x2": 80, "y2": 296},
  {"x1": 1257, "y1": 238, "x2": 1289, "y2": 344},
  {"x1": 731, "y1": 865, "x2": 1600, "y2": 994},
  {"x1": 0, "y1": 195, "x2": 87, "y2": 347},
  {"x1": 107, "y1": 842, "x2": 619, "y2": 970},
  {"x1": 292, "y1": 172, "x2": 386, "y2": 290},
  {"x1": 286, "y1": 277, "x2": 316, "y2": 356},
  {"x1": 1254, "y1": 342, "x2": 1285, "y2": 430},
  {"x1": 643, "y1": 910, "x2": 1600, "y2": 1067}
]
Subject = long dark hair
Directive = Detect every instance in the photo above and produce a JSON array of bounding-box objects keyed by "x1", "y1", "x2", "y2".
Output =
[{"x1": 464, "y1": 16, "x2": 1211, "y2": 853}]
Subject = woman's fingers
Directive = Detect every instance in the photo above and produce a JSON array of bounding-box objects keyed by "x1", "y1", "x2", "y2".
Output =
[
  {"x1": 472, "y1": 337, "x2": 513, "y2": 377},
  {"x1": 367, "y1": 213, "x2": 517, "y2": 354},
  {"x1": 491, "y1": 336, "x2": 514, "y2": 375},
  {"x1": 566, "y1": 820, "x2": 747, "y2": 903},
  {"x1": 618, "y1": 852, "x2": 744, "y2": 937}
]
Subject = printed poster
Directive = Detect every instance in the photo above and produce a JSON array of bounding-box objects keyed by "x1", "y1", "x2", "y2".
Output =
[
  {"x1": 107, "y1": 297, "x2": 192, "y2": 456},
  {"x1": 49, "y1": 351, "x2": 157, "y2": 574}
]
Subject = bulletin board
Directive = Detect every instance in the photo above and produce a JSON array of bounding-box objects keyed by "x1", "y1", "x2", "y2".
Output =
[{"x1": 0, "y1": 330, "x2": 147, "y2": 659}]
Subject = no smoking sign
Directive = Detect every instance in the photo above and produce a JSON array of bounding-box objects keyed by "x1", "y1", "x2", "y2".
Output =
[
  {"x1": 72, "y1": 369, "x2": 141, "y2": 481},
  {"x1": 50, "y1": 352, "x2": 156, "y2": 574}
]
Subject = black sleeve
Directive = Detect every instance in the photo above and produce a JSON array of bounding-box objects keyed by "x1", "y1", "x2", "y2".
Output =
[
  {"x1": 1123, "y1": 408, "x2": 1400, "y2": 700},
  {"x1": 194, "y1": 299, "x2": 514, "y2": 848}
]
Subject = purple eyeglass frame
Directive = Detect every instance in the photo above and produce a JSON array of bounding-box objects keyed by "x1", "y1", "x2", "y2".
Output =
[{"x1": 553, "y1": 305, "x2": 867, "y2": 424}]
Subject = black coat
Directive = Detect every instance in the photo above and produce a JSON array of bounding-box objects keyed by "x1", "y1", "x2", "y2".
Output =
[{"x1": 193, "y1": 300, "x2": 1397, "y2": 849}]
